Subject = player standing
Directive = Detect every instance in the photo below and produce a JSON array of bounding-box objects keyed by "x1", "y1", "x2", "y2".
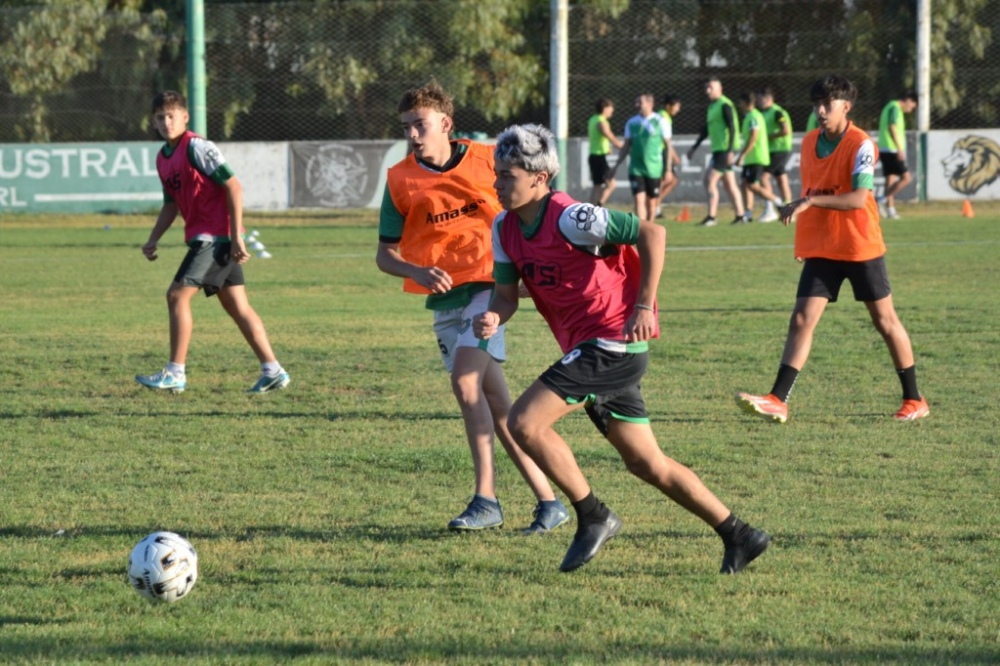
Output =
[
  {"x1": 136, "y1": 91, "x2": 289, "y2": 394},
  {"x1": 736, "y1": 75, "x2": 929, "y2": 424},
  {"x1": 687, "y1": 77, "x2": 745, "y2": 226}
]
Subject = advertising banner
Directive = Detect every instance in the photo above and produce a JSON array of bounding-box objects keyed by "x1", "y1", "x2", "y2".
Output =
[
  {"x1": 926, "y1": 130, "x2": 1000, "y2": 201},
  {"x1": 0, "y1": 143, "x2": 162, "y2": 214}
]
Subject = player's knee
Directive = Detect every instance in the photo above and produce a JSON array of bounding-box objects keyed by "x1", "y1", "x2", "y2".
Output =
[
  {"x1": 871, "y1": 311, "x2": 902, "y2": 337},
  {"x1": 506, "y1": 408, "x2": 538, "y2": 448},
  {"x1": 450, "y1": 372, "x2": 481, "y2": 404},
  {"x1": 789, "y1": 309, "x2": 818, "y2": 333},
  {"x1": 623, "y1": 455, "x2": 659, "y2": 484}
]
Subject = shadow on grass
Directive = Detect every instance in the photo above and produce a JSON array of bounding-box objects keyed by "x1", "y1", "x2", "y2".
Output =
[
  {"x1": 666, "y1": 305, "x2": 789, "y2": 314},
  {"x1": 0, "y1": 523, "x2": 452, "y2": 544},
  {"x1": 0, "y1": 409, "x2": 463, "y2": 422},
  {"x1": 0, "y1": 636, "x2": 995, "y2": 664}
]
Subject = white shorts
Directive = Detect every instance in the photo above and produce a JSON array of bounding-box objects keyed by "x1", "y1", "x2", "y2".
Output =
[{"x1": 432, "y1": 289, "x2": 506, "y2": 373}]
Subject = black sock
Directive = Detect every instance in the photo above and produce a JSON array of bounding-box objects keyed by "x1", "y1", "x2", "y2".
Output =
[
  {"x1": 897, "y1": 365, "x2": 921, "y2": 401},
  {"x1": 714, "y1": 513, "x2": 751, "y2": 547},
  {"x1": 769, "y1": 364, "x2": 800, "y2": 403},
  {"x1": 571, "y1": 492, "x2": 608, "y2": 526}
]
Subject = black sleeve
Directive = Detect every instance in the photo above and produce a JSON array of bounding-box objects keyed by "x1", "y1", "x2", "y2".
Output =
[
  {"x1": 722, "y1": 105, "x2": 735, "y2": 151},
  {"x1": 691, "y1": 125, "x2": 709, "y2": 152}
]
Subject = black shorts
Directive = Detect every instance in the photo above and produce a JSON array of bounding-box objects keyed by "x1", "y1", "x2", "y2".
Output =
[
  {"x1": 741, "y1": 164, "x2": 765, "y2": 184},
  {"x1": 589, "y1": 154, "x2": 611, "y2": 185},
  {"x1": 174, "y1": 239, "x2": 245, "y2": 297},
  {"x1": 765, "y1": 152, "x2": 790, "y2": 176},
  {"x1": 629, "y1": 175, "x2": 661, "y2": 198},
  {"x1": 796, "y1": 256, "x2": 892, "y2": 303},
  {"x1": 710, "y1": 151, "x2": 734, "y2": 172},
  {"x1": 880, "y1": 152, "x2": 909, "y2": 176},
  {"x1": 539, "y1": 344, "x2": 650, "y2": 435}
]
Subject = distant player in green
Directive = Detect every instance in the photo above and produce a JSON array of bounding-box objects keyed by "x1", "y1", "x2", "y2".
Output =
[
  {"x1": 687, "y1": 77, "x2": 745, "y2": 226},
  {"x1": 806, "y1": 110, "x2": 819, "y2": 132},
  {"x1": 758, "y1": 87, "x2": 793, "y2": 222},
  {"x1": 607, "y1": 93, "x2": 671, "y2": 222},
  {"x1": 657, "y1": 95, "x2": 682, "y2": 213},
  {"x1": 735, "y1": 91, "x2": 782, "y2": 224},
  {"x1": 587, "y1": 98, "x2": 624, "y2": 206},
  {"x1": 877, "y1": 89, "x2": 918, "y2": 219}
]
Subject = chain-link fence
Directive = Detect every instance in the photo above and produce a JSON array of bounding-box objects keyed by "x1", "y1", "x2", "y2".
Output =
[{"x1": 0, "y1": 0, "x2": 997, "y2": 144}]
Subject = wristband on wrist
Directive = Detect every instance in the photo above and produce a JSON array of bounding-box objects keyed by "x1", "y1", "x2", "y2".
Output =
[{"x1": 634, "y1": 303, "x2": 654, "y2": 311}]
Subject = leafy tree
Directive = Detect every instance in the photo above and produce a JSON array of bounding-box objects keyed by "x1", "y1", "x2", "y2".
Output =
[{"x1": 0, "y1": 0, "x2": 169, "y2": 141}]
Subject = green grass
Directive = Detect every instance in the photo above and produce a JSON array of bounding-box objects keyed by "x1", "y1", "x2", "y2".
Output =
[{"x1": 0, "y1": 203, "x2": 998, "y2": 664}]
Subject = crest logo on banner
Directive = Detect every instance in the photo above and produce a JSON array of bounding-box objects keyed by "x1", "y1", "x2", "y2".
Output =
[{"x1": 941, "y1": 135, "x2": 1000, "y2": 196}]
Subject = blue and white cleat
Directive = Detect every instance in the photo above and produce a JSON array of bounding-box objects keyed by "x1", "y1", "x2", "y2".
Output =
[
  {"x1": 135, "y1": 369, "x2": 186, "y2": 393},
  {"x1": 523, "y1": 500, "x2": 571, "y2": 535},
  {"x1": 248, "y1": 371, "x2": 290, "y2": 394},
  {"x1": 448, "y1": 495, "x2": 504, "y2": 531}
]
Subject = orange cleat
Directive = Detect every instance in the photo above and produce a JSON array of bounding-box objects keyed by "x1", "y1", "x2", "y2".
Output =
[
  {"x1": 735, "y1": 392, "x2": 788, "y2": 424},
  {"x1": 895, "y1": 397, "x2": 929, "y2": 421}
]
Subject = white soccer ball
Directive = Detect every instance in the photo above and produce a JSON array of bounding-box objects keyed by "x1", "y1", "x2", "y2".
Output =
[{"x1": 127, "y1": 531, "x2": 198, "y2": 603}]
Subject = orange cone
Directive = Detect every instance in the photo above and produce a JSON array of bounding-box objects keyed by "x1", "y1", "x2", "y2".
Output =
[
  {"x1": 674, "y1": 205, "x2": 691, "y2": 222},
  {"x1": 962, "y1": 199, "x2": 974, "y2": 218}
]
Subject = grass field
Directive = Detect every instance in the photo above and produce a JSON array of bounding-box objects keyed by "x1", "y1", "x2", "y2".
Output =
[{"x1": 0, "y1": 203, "x2": 998, "y2": 664}]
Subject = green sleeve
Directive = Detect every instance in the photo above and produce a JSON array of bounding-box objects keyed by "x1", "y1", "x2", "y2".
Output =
[
  {"x1": 208, "y1": 163, "x2": 233, "y2": 185},
  {"x1": 378, "y1": 185, "x2": 405, "y2": 242},
  {"x1": 494, "y1": 261, "x2": 520, "y2": 285},
  {"x1": 604, "y1": 209, "x2": 640, "y2": 245},
  {"x1": 853, "y1": 173, "x2": 874, "y2": 191}
]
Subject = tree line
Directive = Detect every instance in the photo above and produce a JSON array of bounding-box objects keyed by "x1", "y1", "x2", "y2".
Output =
[{"x1": 0, "y1": 0, "x2": 993, "y2": 143}]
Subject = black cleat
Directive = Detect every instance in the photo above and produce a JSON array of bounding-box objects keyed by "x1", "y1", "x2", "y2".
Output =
[
  {"x1": 559, "y1": 510, "x2": 622, "y2": 572},
  {"x1": 720, "y1": 527, "x2": 770, "y2": 574}
]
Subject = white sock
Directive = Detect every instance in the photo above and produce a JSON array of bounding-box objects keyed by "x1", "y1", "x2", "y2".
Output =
[
  {"x1": 763, "y1": 202, "x2": 775, "y2": 214},
  {"x1": 262, "y1": 361, "x2": 283, "y2": 377},
  {"x1": 166, "y1": 362, "x2": 185, "y2": 377}
]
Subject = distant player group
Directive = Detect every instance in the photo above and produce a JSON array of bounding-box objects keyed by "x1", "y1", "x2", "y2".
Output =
[
  {"x1": 133, "y1": 73, "x2": 927, "y2": 576},
  {"x1": 588, "y1": 78, "x2": 918, "y2": 226}
]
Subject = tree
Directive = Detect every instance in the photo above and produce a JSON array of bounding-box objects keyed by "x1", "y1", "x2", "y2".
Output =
[{"x1": 0, "y1": 0, "x2": 169, "y2": 141}]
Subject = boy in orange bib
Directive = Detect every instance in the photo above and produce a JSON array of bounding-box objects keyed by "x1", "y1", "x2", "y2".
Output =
[
  {"x1": 375, "y1": 82, "x2": 567, "y2": 533},
  {"x1": 735, "y1": 75, "x2": 929, "y2": 423}
]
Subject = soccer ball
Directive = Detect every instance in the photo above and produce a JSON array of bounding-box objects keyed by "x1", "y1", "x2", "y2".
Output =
[{"x1": 127, "y1": 531, "x2": 198, "y2": 603}]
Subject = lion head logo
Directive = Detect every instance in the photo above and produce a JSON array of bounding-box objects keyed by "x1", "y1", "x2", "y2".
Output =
[{"x1": 942, "y1": 135, "x2": 1000, "y2": 196}]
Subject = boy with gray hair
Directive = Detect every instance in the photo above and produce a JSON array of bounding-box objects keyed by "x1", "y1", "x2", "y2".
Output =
[{"x1": 476, "y1": 123, "x2": 770, "y2": 573}]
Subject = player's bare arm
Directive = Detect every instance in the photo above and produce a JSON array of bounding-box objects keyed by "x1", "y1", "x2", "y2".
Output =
[
  {"x1": 473, "y1": 281, "x2": 519, "y2": 340},
  {"x1": 625, "y1": 219, "x2": 665, "y2": 342},
  {"x1": 737, "y1": 128, "x2": 758, "y2": 167},
  {"x1": 607, "y1": 138, "x2": 630, "y2": 181},
  {"x1": 891, "y1": 125, "x2": 907, "y2": 163},
  {"x1": 142, "y1": 202, "x2": 179, "y2": 261},
  {"x1": 600, "y1": 119, "x2": 624, "y2": 150},
  {"x1": 375, "y1": 241, "x2": 454, "y2": 293},
  {"x1": 224, "y1": 177, "x2": 250, "y2": 264},
  {"x1": 780, "y1": 188, "x2": 871, "y2": 225}
]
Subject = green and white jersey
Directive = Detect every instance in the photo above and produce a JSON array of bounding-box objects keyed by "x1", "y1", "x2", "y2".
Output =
[
  {"x1": 707, "y1": 95, "x2": 741, "y2": 152},
  {"x1": 760, "y1": 103, "x2": 793, "y2": 152},
  {"x1": 740, "y1": 108, "x2": 770, "y2": 166},
  {"x1": 623, "y1": 113, "x2": 669, "y2": 179},
  {"x1": 878, "y1": 100, "x2": 904, "y2": 153},
  {"x1": 588, "y1": 114, "x2": 611, "y2": 156}
]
